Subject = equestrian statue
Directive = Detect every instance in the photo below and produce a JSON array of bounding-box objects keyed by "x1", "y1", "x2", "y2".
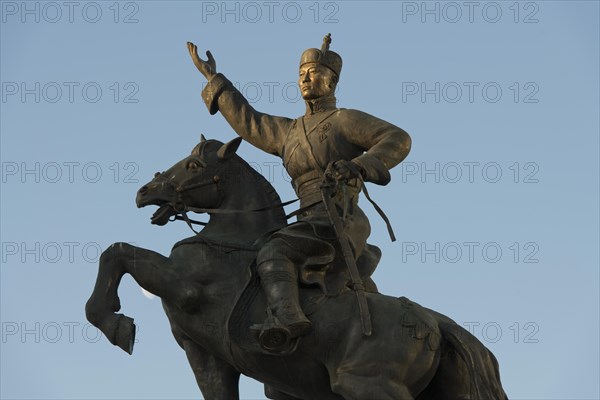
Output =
[{"x1": 86, "y1": 34, "x2": 508, "y2": 399}]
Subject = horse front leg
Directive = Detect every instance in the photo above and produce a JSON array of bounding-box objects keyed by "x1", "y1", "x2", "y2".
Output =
[
  {"x1": 85, "y1": 242, "x2": 194, "y2": 354},
  {"x1": 179, "y1": 335, "x2": 240, "y2": 400}
]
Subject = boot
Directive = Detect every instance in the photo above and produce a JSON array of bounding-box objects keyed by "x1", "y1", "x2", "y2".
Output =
[{"x1": 256, "y1": 260, "x2": 311, "y2": 351}]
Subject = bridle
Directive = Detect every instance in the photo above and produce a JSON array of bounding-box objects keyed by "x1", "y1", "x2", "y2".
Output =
[
  {"x1": 151, "y1": 170, "x2": 222, "y2": 233},
  {"x1": 151, "y1": 170, "x2": 316, "y2": 235}
]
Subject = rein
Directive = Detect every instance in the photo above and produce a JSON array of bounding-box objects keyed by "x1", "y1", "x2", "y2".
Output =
[
  {"x1": 154, "y1": 171, "x2": 320, "y2": 234},
  {"x1": 172, "y1": 199, "x2": 321, "y2": 234},
  {"x1": 155, "y1": 171, "x2": 395, "y2": 241}
]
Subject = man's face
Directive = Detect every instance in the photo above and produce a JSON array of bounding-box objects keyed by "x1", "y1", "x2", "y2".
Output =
[{"x1": 298, "y1": 63, "x2": 337, "y2": 100}]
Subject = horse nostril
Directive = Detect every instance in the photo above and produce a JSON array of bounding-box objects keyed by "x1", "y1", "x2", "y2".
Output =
[{"x1": 139, "y1": 186, "x2": 148, "y2": 194}]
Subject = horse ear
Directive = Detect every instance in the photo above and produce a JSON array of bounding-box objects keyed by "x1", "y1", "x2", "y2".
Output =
[
  {"x1": 200, "y1": 133, "x2": 207, "y2": 142},
  {"x1": 217, "y1": 137, "x2": 243, "y2": 160}
]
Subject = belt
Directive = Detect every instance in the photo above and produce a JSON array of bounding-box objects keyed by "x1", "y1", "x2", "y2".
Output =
[
  {"x1": 292, "y1": 170, "x2": 323, "y2": 193},
  {"x1": 293, "y1": 170, "x2": 360, "y2": 208}
]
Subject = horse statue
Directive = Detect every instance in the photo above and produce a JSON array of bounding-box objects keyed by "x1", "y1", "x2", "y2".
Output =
[{"x1": 86, "y1": 137, "x2": 508, "y2": 400}]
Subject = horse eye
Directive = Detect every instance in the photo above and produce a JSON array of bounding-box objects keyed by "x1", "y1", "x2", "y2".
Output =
[{"x1": 187, "y1": 161, "x2": 200, "y2": 170}]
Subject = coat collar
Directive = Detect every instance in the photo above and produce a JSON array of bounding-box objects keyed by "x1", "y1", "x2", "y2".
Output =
[{"x1": 305, "y1": 95, "x2": 337, "y2": 115}]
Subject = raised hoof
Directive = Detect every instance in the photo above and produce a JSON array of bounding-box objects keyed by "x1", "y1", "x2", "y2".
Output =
[{"x1": 110, "y1": 314, "x2": 136, "y2": 354}]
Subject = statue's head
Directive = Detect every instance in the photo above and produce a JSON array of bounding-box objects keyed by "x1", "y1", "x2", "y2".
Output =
[{"x1": 298, "y1": 33, "x2": 342, "y2": 100}]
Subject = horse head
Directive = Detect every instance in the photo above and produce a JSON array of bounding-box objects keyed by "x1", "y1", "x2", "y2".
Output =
[
  {"x1": 136, "y1": 136, "x2": 286, "y2": 238},
  {"x1": 135, "y1": 136, "x2": 243, "y2": 225}
]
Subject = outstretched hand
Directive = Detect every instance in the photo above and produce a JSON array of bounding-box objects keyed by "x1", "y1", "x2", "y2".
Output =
[{"x1": 187, "y1": 41, "x2": 217, "y2": 80}]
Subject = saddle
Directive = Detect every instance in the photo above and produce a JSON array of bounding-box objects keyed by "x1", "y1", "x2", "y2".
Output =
[
  {"x1": 227, "y1": 261, "x2": 327, "y2": 355},
  {"x1": 228, "y1": 245, "x2": 381, "y2": 355},
  {"x1": 173, "y1": 234, "x2": 381, "y2": 355}
]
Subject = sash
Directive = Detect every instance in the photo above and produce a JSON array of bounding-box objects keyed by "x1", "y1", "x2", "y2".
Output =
[{"x1": 295, "y1": 109, "x2": 338, "y2": 172}]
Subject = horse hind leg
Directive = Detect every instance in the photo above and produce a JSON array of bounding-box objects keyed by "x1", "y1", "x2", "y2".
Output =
[
  {"x1": 330, "y1": 371, "x2": 414, "y2": 400},
  {"x1": 264, "y1": 385, "x2": 304, "y2": 400},
  {"x1": 328, "y1": 360, "x2": 418, "y2": 400},
  {"x1": 417, "y1": 322, "x2": 508, "y2": 400},
  {"x1": 415, "y1": 345, "x2": 472, "y2": 400}
]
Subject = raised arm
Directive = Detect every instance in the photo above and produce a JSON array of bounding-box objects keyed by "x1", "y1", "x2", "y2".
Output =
[{"x1": 187, "y1": 41, "x2": 292, "y2": 157}]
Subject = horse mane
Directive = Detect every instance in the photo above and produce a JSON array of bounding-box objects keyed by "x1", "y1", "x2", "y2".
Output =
[
  {"x1": 233, "y1": 155, "x2": 288, "y2": 227},
  {"x1": 194, "y1": 139, "x2": 288, "y2": 228}
]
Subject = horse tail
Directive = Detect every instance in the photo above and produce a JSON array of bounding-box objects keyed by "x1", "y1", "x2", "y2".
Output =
[{"x1": 439, "y1": 322, "x2": 508, "y2": 400}]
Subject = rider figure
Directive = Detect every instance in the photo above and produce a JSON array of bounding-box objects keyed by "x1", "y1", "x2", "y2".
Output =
[{"x1": 187, "y1": 34, "x2": 411, "y2": 351}]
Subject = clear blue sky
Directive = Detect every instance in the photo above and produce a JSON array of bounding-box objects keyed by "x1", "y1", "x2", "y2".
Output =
[{"x1": 1, "y1": 1, "x2": 598, "y2": 399}]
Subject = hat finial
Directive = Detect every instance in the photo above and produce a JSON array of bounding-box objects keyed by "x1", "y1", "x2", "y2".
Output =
[{"x1": 321, "y1": 33, "x2": 332, "y2": 52}]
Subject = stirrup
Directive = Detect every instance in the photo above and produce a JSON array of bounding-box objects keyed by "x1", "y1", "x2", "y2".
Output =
[{"x1": 250, "y1": 311, "x2": 304, "y2": 355}]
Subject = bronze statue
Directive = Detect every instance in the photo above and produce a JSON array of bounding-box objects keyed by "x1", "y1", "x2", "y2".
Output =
[
  {"x1": 85, "y1": 35, "x2": 508, "y2": 399},
  {"x1": 187, "y1": 34, "x2": 411, "y2": 351}
]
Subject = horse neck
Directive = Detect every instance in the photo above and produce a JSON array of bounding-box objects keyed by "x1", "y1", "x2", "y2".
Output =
[{"x1": 200, "y1": 159, "x2": 286, "y2": 243}]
